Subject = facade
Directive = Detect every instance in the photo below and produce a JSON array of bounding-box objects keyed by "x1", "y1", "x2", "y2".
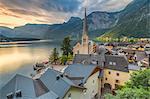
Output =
[
  {"x1": 73, "y1": 54, "x2": 141, "y2": 90},
  {"x1": 73, "y1": 9, "x2": 94, "y2": 55},
  {"x1": 103, "y1": 69, "x2": 130, "y2": 90},
  {"x1": 64, "y1": 64, "x2": 101, "y2": 99}
]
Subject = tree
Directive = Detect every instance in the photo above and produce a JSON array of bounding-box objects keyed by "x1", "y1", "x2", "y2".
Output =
[
  {"x1": 61, "y1": 36, "x2": 73, "y2": 57},
  {"x1": 105, "y1": 87, "x2": 150, "y2": 99},
  {"x1": 105, "y1": 69, "x2": 150, "y2": 99},
  {"x1": 60, "y1": 55, "x2": 68, "y2": 65},
  {"x1": 49, "y1": 48, "x2": 59, "y2": 65},
  {"x1": 126, "y1": 69, "x2": 150, "y2": 90}
]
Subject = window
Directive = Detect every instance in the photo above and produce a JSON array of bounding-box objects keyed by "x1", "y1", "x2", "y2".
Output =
[
  {"x1": 116, "y1": 80, "x2": 119, "y2": 83},
  {"x1": 109, "y1": 61, "x2": 116, "y2": 65},
  {"x1": 93, "y1": 80, "x2": 95, "y2": 84},
  {"x1": 113, "y1": 62, "x2": 116, "y2": 65},
  {"x1": 16, "y1": 90, "x2": 22, "y2": 97},
  {"x1": 105, "y1": 78, "x2": 107, "y2": 80},
  {"x1": 7, "y1": 93, "x2": 13, "y2": 99},
  {"x1": 83, "y1": 89, "x2": 87, "y2": 95},
  {"x1": 116, "y1": 73, "x2": 119, "y2": 76},
  {"x1": 77, "y1": 50, "x2": 79, "y2": 54},
  {"x1": 108, "y1": 71, "x2": 111, "y2": 74},
  {"x1": 109, "y1": 62, "x2": 112, "y2": 65},
  {"x1": 68, "y1": 93, "x2": 71, "y2": 99}
]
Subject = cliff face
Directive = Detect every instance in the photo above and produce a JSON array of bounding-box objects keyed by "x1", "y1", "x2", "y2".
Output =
[{"x1": 101, "y1": 0, "x2": 150, "y2": 38}]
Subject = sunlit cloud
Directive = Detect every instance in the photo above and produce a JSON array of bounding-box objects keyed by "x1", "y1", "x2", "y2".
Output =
[{"x1": 0, "y1": 0, "x2": 133, "y2": 28}]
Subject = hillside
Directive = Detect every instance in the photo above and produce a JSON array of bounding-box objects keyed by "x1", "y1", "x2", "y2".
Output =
[
  {"x1": 101, "y1": 0, "x2": 150, "y2": 38},
  {"x1": 0, "y1": 12, "x2": 119, "y2": 40}
]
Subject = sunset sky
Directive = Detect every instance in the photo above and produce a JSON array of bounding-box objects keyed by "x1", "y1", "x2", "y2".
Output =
[{"x1": 0, "y1": 0, "x2": 133, "y2": 28}]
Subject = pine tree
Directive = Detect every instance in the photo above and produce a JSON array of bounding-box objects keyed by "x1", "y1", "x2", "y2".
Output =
[{"x1": 49, "y1": 48, "x2": 59, "y2": 65}]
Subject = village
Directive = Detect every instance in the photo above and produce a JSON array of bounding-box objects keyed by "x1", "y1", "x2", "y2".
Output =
[{"x1": 0, "y1": 9, "x2": 150, "y2": 99}]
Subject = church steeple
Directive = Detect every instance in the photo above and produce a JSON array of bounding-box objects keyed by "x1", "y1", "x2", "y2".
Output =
[
  {"x1": 82, "y1": 8, "x2": 89, "y2": 46},
  {"x1": 83, "y1": 8, "x2": 88, "y2": 35}
]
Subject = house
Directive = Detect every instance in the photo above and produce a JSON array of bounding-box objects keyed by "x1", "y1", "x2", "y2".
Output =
[
  {"x1": 133, "y1": 51, "x2": 150, "y2": 68},
  {"x1": 102, "y1": 55, "x2": 140, "y2": 90},
  {"x1": 64, "y1": 64, "x2": 101, "y2": 99},
  {"x1": 39, "y1": 68, "x2": 87, "y2": 99},
  {"x1": 0, "y1": 74, "x2": 58, "y2": 99},
  {"x1": 73, "y1": 54, "x2": 141, "y2": 91},
  {"x1": 145, "y1": 44, "x2": 150, "y2": 51},
  {"x1": 0, "y1": 69, "x2": 86, "y2": 99},
  {"x1": 0, "y1": 65, "x2": 101, "y2": 99}
]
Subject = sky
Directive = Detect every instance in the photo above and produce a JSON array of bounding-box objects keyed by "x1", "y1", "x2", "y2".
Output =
[{"x1": 0, "y1": 0, "x2": 133, "y2": 28}]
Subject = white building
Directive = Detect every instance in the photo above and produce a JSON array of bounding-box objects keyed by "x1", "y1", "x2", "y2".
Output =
[{"x1": 73, "y1": 9, "x2": 95, "y2": 55}]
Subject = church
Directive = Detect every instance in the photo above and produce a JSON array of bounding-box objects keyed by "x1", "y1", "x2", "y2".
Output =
[{"x1": 73, "y1": 9, "x2": 96, "y2": 55}]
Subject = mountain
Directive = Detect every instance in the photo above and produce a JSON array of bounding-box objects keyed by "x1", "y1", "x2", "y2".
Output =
[
  {"x1": 0, "y1": 12, "x2": 119, "y2": 41},
  {"x1": 101, "y1": 0, "x2": 150, "y2": 38},
  {"x1": 0, "y1": 0, "x2": 148, "y2": 41}
]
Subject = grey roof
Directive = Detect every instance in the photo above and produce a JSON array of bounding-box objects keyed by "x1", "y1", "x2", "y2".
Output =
[
  {"x1": 73, "y1": 54, "x2": 105, "y2": 67},
  {"x1": 0, "y1": 74, "x2": 59, "y2": 99},
  {"x1": 135, "y1": 51, "x2": 147, "y2": 61},
  {"x1": 64, "y1": 64, "x2": 98, "y2": 84},
  {"x1": 39, "y1": 68, "x2": 84, "y2": 99},
  {"x1": 37, "y1": 91, "x2": 58, "y2": 99},
  {"x1": 146, "y1": 51, "x2": 150, "y2": 55},
  {"x1": 73, "y1": 54, "x2": 130, "y2": 72},
  {"x1": 0, "y1": 74, "x2": 36, "y2": 99},
  {"x1": 128, "y1": 64, "x2": 141, "y2": 71},
  {"x1": 104, "y1": 55, "x2": 129, "y2": 72},
  {"x1": 145, "y1": 44, "x2": 150, "y2": 48},
  {"x1": 96, "y1": 46, "x2": 109, "y2": 55}
]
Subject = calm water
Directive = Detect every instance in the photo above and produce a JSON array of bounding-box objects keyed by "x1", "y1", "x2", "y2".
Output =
[{"x1": 0, "y1": 40, "x2": 61, "y2": 89}]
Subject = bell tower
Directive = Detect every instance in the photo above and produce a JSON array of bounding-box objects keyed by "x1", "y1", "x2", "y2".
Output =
[{"x1": 82, "y1": 8, "x2": 89, "y2": 46}]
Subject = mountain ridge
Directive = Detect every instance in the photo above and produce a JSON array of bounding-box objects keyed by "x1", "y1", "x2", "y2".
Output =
[
  {"x1": 101, "y1": 0, "x2": 150, "y2": 38},
  {"x1": 0, "y1": 11, "x2": 119, "y2": 40}
]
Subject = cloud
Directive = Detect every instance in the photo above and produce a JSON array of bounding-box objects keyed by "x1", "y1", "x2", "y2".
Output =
[
  {"x1": 0, "y1": 0, "x2": 81, "y2": 13},
  {"x1": 80, "y1": 0, "x2": 133, "y2": 12},
  {"x1": 0, "y1": 0, "x2": 133, "y2": 28}
]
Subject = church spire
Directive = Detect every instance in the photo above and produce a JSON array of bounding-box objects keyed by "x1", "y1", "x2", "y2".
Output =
[{"x1": 83, "y1": 8, "x2": 88, "y2": 35}]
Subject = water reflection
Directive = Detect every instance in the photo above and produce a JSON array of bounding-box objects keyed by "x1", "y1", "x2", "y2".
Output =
[{"x1": 0, "y1": 41, "x2": 59, "y2": 89}]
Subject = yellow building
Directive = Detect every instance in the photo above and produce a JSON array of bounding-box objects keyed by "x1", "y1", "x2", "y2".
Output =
[
  {"x1": 73, "y1": 54, "x2": 141, "y2": 91},
  {"x1": 103, "y1": 69, "x2": 130, "y2": 90},
  {"x1": 102, "y1": 55, "x2": 141, "y2": 91}
]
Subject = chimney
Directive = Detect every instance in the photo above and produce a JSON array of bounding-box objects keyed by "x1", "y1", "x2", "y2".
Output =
[{"x1": 56, "y1": 75, "x2": 60, "y2": 80}]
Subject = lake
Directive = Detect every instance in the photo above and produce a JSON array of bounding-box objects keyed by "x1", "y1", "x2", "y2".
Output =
[{"x1": 0, "y1": 40, "x2": 61, "y2": 89}]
